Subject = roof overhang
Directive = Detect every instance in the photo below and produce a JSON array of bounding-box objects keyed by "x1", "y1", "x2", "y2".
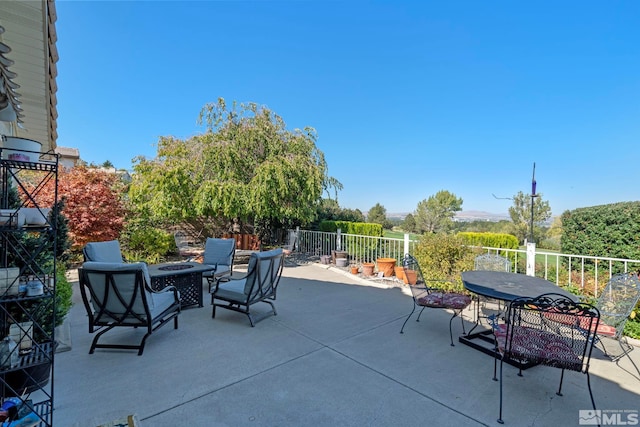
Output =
[{"x1": 0, "y1": 0, "x2": 58, "y2": 153}]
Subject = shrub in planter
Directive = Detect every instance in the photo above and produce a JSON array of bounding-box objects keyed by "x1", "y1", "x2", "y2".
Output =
[{"x1": 2, "y1": 203, "x2": 73, "y2": 394}]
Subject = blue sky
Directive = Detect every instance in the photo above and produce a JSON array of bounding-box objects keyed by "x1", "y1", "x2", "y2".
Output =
[{"x1": 54, "y1": 1, "x2": 640, "y2": 216}]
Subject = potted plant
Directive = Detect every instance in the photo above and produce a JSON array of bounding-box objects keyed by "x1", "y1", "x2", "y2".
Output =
[
  {"x1": 3, "y1": 204, "x2": 73, "y2": 393},
  {"x1": 361, "y1": 262, "x2": 375, "y2": 276},
  {"x1": 350, "y1": 265, "x2": 359, "y2": 275},
  {"x1": 4, "y1": 263, "x2": 73, "y2": 393},
  {"x1": 394, "y1": 266, "x2": 405, "y2": 281},
  {"x1": 376, "y1": 258, "x2": 396, "y2": 277},
  {"x1": 403, "y1": 269, "x2": 418, "y2": 285}
]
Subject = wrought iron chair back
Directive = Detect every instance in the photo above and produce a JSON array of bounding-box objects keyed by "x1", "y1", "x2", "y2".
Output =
[
  {"x1": 474, "y1": 253, "x2": 511, "y2": 272},
  {"x1": 594, "y1": 272, "x2": 640, "y2": 361},
  {"x1": 492, "y1": 293, "x2": 600, "y2": 424},
  {"x1": 471, "y1": 254, "x2": 512, "y2": 331},
  {"x1": 400, "y1": 254, "x2": 471, "y2": 346}
]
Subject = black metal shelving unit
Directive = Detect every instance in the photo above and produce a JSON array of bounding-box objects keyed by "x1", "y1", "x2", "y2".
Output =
[{"x1": 0, "y1": 148, "x2": 58, "y2": 426}]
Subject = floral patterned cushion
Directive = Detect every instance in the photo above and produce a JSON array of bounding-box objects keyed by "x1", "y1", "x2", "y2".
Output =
[
  {"x1": 580, "y1": 318, "x2": 616, "y2": 337},
  {"x1": 418, "y1": 292, "x2": 471, "y2": 309},
  {"x1": 544, "y1": 311, "x2": 614, "y2": 337},
  {"x1": 493, "y1": 324, "x2": 582, "y2": 370}
]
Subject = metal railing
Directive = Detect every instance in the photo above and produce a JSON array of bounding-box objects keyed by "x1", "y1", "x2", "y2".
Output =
[
  {"x1": 296, "y1": 229, "x2": 416, "y2": 265},
  {"x1": 479, "y1": 246, "x2": 640, "y2": 297},
  {"x1": 293, "y1": 229, "x2": 640, "y2": 297}
]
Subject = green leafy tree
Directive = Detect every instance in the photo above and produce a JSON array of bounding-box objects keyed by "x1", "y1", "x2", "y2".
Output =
[
  {"x1": 402, "y1": 213, "x2": 416, "y2": 233},
  {"x1": 367, "y1": 203, "x2": 392, "y2": 229},
  {"x1": 547, "y1": 215, "x2": 563, "y2": 239},
  {"x1": 508, "y1": 191, "x2": 551, "y2": 244},
  {"x1": 317, "y1": 198, "x2": 341, "y2": 222},
  {"x1": 414, "y1": 190, "x2": 463, "y2": 233},
  {"x1": 129, "y1": 98, "x2": 342, "y2": 238},
  {"x1": 340, "y1": 208, "x2": 365, "y2": 223}
]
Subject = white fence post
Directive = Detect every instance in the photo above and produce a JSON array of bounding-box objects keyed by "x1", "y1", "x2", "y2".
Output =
[
  {"x1": 404, "y1": 234, "x2": 410, "y2": 258},
  {"x1": 337, "y1": 228, "x2": 342, "y2": 251},
  {"x1": 526, "y1": 242, "x2": 536, "y2": 276}
]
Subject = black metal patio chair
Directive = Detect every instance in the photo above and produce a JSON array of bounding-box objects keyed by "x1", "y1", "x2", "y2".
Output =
[
  {"x1": 78, "y1": 262, "x2": 181, "y2": 355},
  {"x1": 202, "y1": 237, "x2": 236, "y2": 286},
  {"x1": 470, "y1": 253, "x2": 512, "y2": 330},
  {"x1": 399, "y1": 254, "x2": 472, "y2": 346},
  {"x1": 210, "y1": 248, "x2": 284, "y2": 326},
  {"x1": 491, "y1": 293, "x2": 600, "y2": 425},
  {"x1": 592, "y1": 272, "x2": 640, "y2": 361}
]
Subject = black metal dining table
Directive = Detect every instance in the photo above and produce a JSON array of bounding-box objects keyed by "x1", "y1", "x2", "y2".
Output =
[{"x1": 459, "y1": 270, "x2": 577, "y2": 369}]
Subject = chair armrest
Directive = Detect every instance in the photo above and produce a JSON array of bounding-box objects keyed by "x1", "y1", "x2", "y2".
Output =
[
  {"x1": 210, "y1": 274, "x2": 236, "y2": 293},
  {"x1": 150, "y1": 284, "x2": 179, "y2": 297}
]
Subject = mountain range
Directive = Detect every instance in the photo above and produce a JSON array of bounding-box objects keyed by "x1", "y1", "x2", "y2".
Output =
[{"x1": 387, "y1": 210, "x2": 510, "y2": 222}]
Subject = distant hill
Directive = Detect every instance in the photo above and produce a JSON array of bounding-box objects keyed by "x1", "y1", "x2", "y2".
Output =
[{"x1": 386, "y1": 211, "x2": 510, "y2": 222}]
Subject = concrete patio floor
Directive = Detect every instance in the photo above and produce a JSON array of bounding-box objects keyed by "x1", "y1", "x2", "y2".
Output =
[{"x1": 53, "y1": 263, "x2": 640, "y2": 427}]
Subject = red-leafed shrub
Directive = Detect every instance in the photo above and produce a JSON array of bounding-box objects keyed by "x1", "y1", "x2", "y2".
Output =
[{"x1": 20, "y1": 166, "x2": 127, "y2": 252}]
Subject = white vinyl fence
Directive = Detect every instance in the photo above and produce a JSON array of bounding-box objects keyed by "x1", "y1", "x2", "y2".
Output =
[{"x1": 292, "y1": 228, "x2": 640, "y2": 297}]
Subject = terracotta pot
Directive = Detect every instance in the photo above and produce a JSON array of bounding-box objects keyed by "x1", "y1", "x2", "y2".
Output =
[
  {"x1": 361, "y1": 263, "x2": 375, "y2": 276},
  {"x1": 394, "y1": 266, "x2": 405, "y2": 281},
  {"x1": 376, "y1": 258, "x2": 397, "y2": 277},
  {"x1": 350, "y1": 266, "x2": 359, "y2": 275},
  {"x1": 403, "y1": 269, "x2": 417, "y2": 285}
]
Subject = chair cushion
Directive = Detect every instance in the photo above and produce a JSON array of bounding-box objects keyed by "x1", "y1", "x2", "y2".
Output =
[
  {"x1": 214, "y1": 279, "x2": 248, "y2": 303},
  {"x1": 577, "y1": 317, "x2": 617, "y2": 337},
  {"x1": 203, "y1": 238, "x2": 235, "y2": 265},
  {"x1": 82, "y1": 261, "x2": 153, "y2": 309},
  {"x1": 543, "y1": 310, "x2": 615, "y2": 337},
  {"x1": 493, "y1": 324, "x2": 581, "y2": 370},
  {"x1": 84, "y1": 240, "x2": 124, "y2": 263},
  {"x1": 418, "y1": 292, "x2": 471, "y2": 309},
  {"x1": 245, "y1": 249, "x2": 283, "y2": 296},
  {"x1": 149, "y1": 288, "x2": 179, "y2": 318}
]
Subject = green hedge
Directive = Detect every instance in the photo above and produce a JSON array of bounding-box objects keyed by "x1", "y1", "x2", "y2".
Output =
[
  {"x1": 561, "y1": 202, "x2": 640, "y2": 261},
  {"x1": 457, "y1": 232, "x2": 519, "y2": 250},
  {"x1": 319, "y1": 221, "x2": 383, "y2": 237}
]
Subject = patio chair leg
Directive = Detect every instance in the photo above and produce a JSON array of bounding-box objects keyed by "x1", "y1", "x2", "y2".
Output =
[
  {"x1": 586, "y1": 372, "x2": 597, "y2": 415},
  {"x1": 400, "y1": 305, "x2": 416, "y2": 334},
  {"x1": 448, "y1": 313, "x2": 456, "y2": 346},
  {"x1": 467, "y1": 296, "x2": 482, "y2": 336},
  {"x1": 493, "y1": 356, "x2": 498, "y2": 381},
  {"x1": 498, "y1": 359, "x2": 505, "y2": 424},
  {"x1": 415, "y1": 306, "x2": 426, "y2": 322},
  {"x1": 556, "y1": 369, "x2": 566, "y2": 396},
  {"x1": 610, "y1": 336, "x2": 634, "y2": 362},
  {"x1": 137, "y1": 332, "x2": 151, "y2": 356},
  {"x1": 246, "y1": 312, "x2": 255, "y2": 327},
  {"x1": 89, "y1": 324, "x2": 116, "y2": 354}
]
